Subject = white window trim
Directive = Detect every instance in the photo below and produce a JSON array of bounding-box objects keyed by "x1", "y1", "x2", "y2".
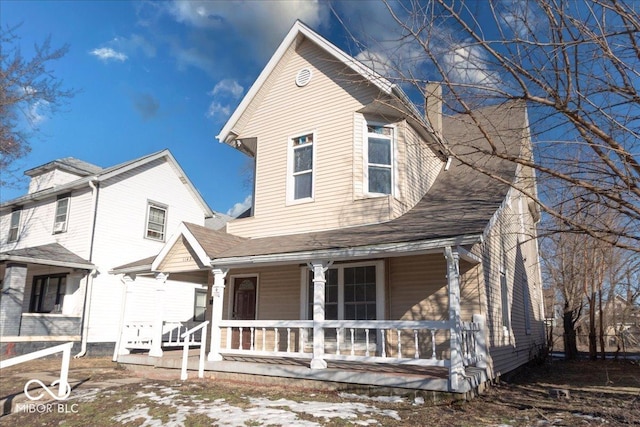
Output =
[
  {"x1": 8, "y1": 209, "x2": 21, "y2": 242},
  {"x1": 194, "y1": 288, "x2": 208, "y2": 322},
  {"x1": 53, "y1": 196, "x2": 70, "y2": 234},
  {"x1": 300, "y1": 260, "x2": 385, "y2": 321},
  {"x1": 363, "y1": 121, "x2": 397, "y2": 197},
  {"x1": 286, "y1": 131, "x2": 316, "y2": 205},
  {"x1": 145, "y1": 201, "x2": 168, "y2": 241},
  {"x1": 227, "y1": 274, "x2": 260, "y2": 320}
]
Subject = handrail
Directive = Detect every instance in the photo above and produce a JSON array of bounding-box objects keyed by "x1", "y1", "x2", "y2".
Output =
[
  {"x1": 180, "y1": 321, "x2": 209, "y2": 380},
  {"x1": 0, "y1": 342, "x2": 74, "y2": 399}
]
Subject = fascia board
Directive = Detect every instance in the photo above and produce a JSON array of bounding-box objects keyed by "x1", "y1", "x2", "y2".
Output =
[
  {"x1": 217, "y1": 20, "x2": 395, "y2": 145},
  {"x1": 211, "y1": 234, "x2": 482, "y2": 268}
]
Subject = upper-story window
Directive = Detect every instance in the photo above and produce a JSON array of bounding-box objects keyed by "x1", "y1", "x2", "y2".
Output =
[
  {"x1": 288, "y1": 132, "x2": 315, "y2": 202},
  {"x1": 365, "y1": 124, "x2": 394, "y2": 195},
  {"x1": 53, "y1": 193, "x2": 71, "y2": 234},
  {"x1": 8, "y1": 208, "x2": 22, "y2": 242},
  {"x1": 145, "y1": 201, "x2": 167, "y2": 241}
]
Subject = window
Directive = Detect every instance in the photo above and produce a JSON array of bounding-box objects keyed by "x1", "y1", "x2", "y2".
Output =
[
  {"x1": 53, "y1": 194, "x2": 70, "y2": 234},
  {"x1": 306, "y1": 263, "x2": 382, "y2": 341},
  {"x1": 289, "y1": 133, "x2": 314, "y2": 201},
  {"x1": 30, "y1": 275, "x2": 67, "y2": 313},
  {"x1": 194, "y1": 289, "x2": 207, "y2": 322},
  {"x1": 146, "y1": 202, "x2": 167, "y2": 241},
  {"x1": 500, "y1": 270, "x2": 511, "y2": 329},
  {"x1": 8, "y1": 208, "x2": 21, "y2": 242},
  {"x1": 365, "y1": 124, "x2": 394, "y2": 195}
]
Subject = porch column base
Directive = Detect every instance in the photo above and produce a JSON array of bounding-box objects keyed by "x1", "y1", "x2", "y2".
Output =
[
  {"x1": 149, "y1": 348, "x2": 163, "y2": 358},
  {"x1": 207, "y1": 352, "x2": 223, "y2": 362},
  {"x1": 310, "y1": 358, "x2": 327, "y2": 369}
]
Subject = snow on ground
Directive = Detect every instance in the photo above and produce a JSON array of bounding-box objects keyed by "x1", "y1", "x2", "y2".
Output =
[{"x1": 109, "y1": 384, "x2": 401, "y2": 427}]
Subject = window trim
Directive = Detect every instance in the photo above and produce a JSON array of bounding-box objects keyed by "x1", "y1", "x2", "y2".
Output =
[
  {"x1": 53, "y1": 194, "x2": 71, "y2": 234},
  {"x1": 363, "y1": 121, "x2": 397, "y2": 197},
  {"x1": 286, "y1": 131, "x2": 316, "y2": 205},
  {"x1": 145, "y1": 201, "x2": 168, "y2": 241},
  {"x1": 301, "y1": 260, "x2": 385, "y2": 321},
  {"x1": 29, "y1": 274, "x2": 67, "y2": 313},
  {"x1": 8, "y1": 208, "x2": 22, "y2": 243}
]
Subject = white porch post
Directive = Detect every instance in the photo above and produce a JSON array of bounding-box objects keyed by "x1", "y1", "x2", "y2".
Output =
[
  {"x1": 309, "y1": 260, "x2": 331, "y2": 369},
  {"x1": 149, "y1": 272, "x2": 168, "y2": 357},
  {"x1": 208, "y1": 267, "x2": 228, "y2": 362},
  {"x1": 445, "y1": 247, "x2": 463, "y2": 391}
]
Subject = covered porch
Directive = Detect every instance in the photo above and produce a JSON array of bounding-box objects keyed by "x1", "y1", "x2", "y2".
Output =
[{"x1": 112, "y1": 225, "x2": 491, "y2": 393}]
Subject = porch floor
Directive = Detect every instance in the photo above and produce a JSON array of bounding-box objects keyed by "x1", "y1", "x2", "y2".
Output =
[{"x1": 117, "y1": 349, "x2": 487, "y2": 393}]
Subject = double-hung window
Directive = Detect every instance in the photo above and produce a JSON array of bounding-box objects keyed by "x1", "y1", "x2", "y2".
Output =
[
  {"x1": 306, "y1": 261, "x2": 384, "y2": 340},
  {"x1": 146, "y1": 202, "x2": 167, "y2": 241},
  {"x1": 366, "y1": 124, "x2": 394, "y2": 195},
  {"x1": 289, "y1": 133, "x2": 314, "y2": 202},
  {"x1": 53, "y1": 193, "x2": 70, "y2": 234},
  {"x1": 194, "y1": 289, "x2": 207, "y2": 322},
  {"x1": 8, "y1": 208, "x2": 21, "y2": 242},
  {"x1": 30, "y1": 274, "x2": 67, "y2": 313}
]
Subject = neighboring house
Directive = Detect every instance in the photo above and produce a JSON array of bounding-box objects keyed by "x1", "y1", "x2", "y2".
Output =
[
  {"x1": 0, "y1": 150, "x2": 215, "y2": 356},
  {"x1": 112, "y1": 21, "x2": 546, "y2": 394}
]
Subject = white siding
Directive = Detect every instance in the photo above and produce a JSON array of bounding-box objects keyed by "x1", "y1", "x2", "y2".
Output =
[{"x1": 28, "y1": 169, "x2": 86, "y2": 193}]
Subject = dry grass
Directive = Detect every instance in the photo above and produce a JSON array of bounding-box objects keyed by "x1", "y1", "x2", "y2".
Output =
[{"x1": 1, "y1": 356, "x2": 638, "y2": 426}]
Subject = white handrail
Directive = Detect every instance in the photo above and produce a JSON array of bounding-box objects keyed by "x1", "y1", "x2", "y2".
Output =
[
  {"x1": 180, "y1": 321, "x2": 209, "y2": 380},
  {"x1": 0, "y1": 342, "x2": 74, "y2": 399}
]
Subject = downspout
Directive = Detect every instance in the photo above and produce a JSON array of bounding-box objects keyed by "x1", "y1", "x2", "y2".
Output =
[{"x1": 75, "y1": 179, "x2": 100, "y2": 358}]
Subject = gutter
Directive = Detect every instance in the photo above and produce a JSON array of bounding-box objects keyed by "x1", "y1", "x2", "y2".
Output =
[{"x1": 75, "y1": 179, "x2": 100, "y2": 358}]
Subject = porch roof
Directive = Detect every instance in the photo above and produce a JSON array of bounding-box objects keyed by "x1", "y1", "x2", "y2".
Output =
[
  {"x1": 0, "y1": 243, "x2": 94, "y2": 270},
  {"x1": 211, "y1": 101, "x2": 525, "y2": 264}
]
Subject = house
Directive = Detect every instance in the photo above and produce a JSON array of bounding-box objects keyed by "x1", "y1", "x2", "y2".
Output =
[
  {"x1": 111, "y1": 21, "x2": 546, "y2": 393},
  {"x1": 0, "y1": 150, "x2": 215, "y2": 356}
]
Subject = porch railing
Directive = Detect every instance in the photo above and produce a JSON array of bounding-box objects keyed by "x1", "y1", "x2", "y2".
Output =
[
  {"x1": 119, "y1": 321, "x2": 198, "y2": 352},
  {"x1": 217, "y1": 319, "x2": 472, "y2": 368},
  {"x1": 180, "y1": 321, "x2": 209, "y2": 380}
]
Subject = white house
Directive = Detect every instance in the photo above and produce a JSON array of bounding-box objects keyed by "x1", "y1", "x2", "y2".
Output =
[{"x1": 0, "y1": 150, "x2": 216, "y2": 356}]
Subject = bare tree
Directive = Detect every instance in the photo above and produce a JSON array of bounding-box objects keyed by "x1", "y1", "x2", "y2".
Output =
[
  {"x1": 0, "y1": 25, "x2": 75, "y2": 187},
  {"x1": 338, "y1": 0, "x2": 640, "y2": 251}
]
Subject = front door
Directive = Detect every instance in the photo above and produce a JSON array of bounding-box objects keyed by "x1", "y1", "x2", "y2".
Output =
[{"x1": 232, "y1": 276, "x2": 257, "y2": 349}]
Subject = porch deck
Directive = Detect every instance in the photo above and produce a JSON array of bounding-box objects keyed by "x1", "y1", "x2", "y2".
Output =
[{"x1": 116, "y1": 349, "x2": 488, "y2": 393}]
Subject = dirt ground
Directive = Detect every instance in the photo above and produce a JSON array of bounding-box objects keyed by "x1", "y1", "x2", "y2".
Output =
[{"x1": 1, "y1": 356, "x2": 638, "y2": 426}]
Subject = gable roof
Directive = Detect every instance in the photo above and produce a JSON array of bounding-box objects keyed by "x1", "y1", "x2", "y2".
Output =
[
  {"x1": 216, "y1": 20, "x2": 445, "y2": 156},
  {"x1": 0, "y1": 243, "x2": 94, "y2": 270},
  {"x1": 1, "y1": 150, "x2": 214, "y2": 218},
  {"x1": 24, "y1": 157, "x2": 103, "y2": 178}
]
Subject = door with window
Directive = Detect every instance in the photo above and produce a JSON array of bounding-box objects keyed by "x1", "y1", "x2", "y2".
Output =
[{"x1": 231, "y1": 277, "x2": 257, "y2": 349}]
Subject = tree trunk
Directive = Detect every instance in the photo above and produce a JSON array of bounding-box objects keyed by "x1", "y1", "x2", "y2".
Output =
[
  {"x1": 598, "y1": 288, "x2": 606, "y2": 360},
  {"x1": 563, "y1": 308, "x2": 578, "y2": 360},
  {"x1": 588, "y1": 292, "x2": 597, "y2": 360}
]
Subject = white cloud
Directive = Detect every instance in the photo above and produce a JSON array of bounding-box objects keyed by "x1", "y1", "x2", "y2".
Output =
[
  {"x1": 227, "y1": 194, "x2": 252, "y2": 217},
  {"x1": 27, "y1": 99, "x2": 49, "y2": 126},
  {"x1": 90, "y1": 47, "x2": 128, "y2": 62},
  {"x1": 442, "y1": 43, "x2": 499, "y2": 87},
  {"x1": 167, "y1": 0, "x2": 329, "y2": 58},
  {"x1": 210, "y1": 79, "x2": 244, "y2": 99},
  {"x1": 206, "y1": 101, "x2": 231, "y2": 119}
]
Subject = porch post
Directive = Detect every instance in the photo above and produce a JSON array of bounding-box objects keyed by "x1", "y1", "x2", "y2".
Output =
[
  {"x1": 309, "y1": 260, "x2": 331, "y2": 369},
  {"x1": 149, "y1": 272, "x2": 168, "y2": 357},
  {"x1": 445, "y1": 247, "x2": 464, "y2": 391},
  {"x1": 208, "y1": 267, "x2": 228, "y2": 362}
]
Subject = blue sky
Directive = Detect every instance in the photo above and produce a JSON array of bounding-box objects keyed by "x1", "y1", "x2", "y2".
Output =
[{"x1": 1, "y1": 0, "x2": 377, "y2": 215}]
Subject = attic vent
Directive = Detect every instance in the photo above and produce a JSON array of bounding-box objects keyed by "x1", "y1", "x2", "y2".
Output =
[{"x1": 295, "y1": 68, "x2": 312, "y2": 87}]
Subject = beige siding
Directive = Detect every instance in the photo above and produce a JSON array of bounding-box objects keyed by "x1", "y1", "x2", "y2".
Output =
[
  {"x1": 479, "y1": 184, "x2": 546, "y2": 376},
  {"x1": 157, "y1": 236, "x2": 202, "y2": 272},
  {"x1": 226, "y1": 38, "x2": 444, "y2": 238}
]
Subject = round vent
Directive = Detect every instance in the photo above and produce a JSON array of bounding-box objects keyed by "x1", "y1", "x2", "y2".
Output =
[{"x1": 295, "y1": 68, "x2": 312, "y2": 87}]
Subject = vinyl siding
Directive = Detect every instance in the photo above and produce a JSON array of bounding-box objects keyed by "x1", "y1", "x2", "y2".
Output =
[
  {"x1": 28, "y1": 169, "x2": 86, "y2": 193},
  {"x1": 156, "y1": 236, "x2": 203, "y2": 272}
]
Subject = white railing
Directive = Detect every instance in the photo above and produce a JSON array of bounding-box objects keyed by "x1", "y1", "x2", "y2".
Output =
[
  {"x1": 460, "y1": 320, "x2": 481, "y2": 366},
  {"x1": 0, "y1": 342, "x2": 73, "y2": 399},
  {"x1": 218, "y1": 320, "x2": 454, "y2": 368},
  {"x1": 120, "y1": 321, "x2": 195, "y2": 352},
  {"x1": 180, "y1": 321, "x2": 209, "y2": 380}
]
